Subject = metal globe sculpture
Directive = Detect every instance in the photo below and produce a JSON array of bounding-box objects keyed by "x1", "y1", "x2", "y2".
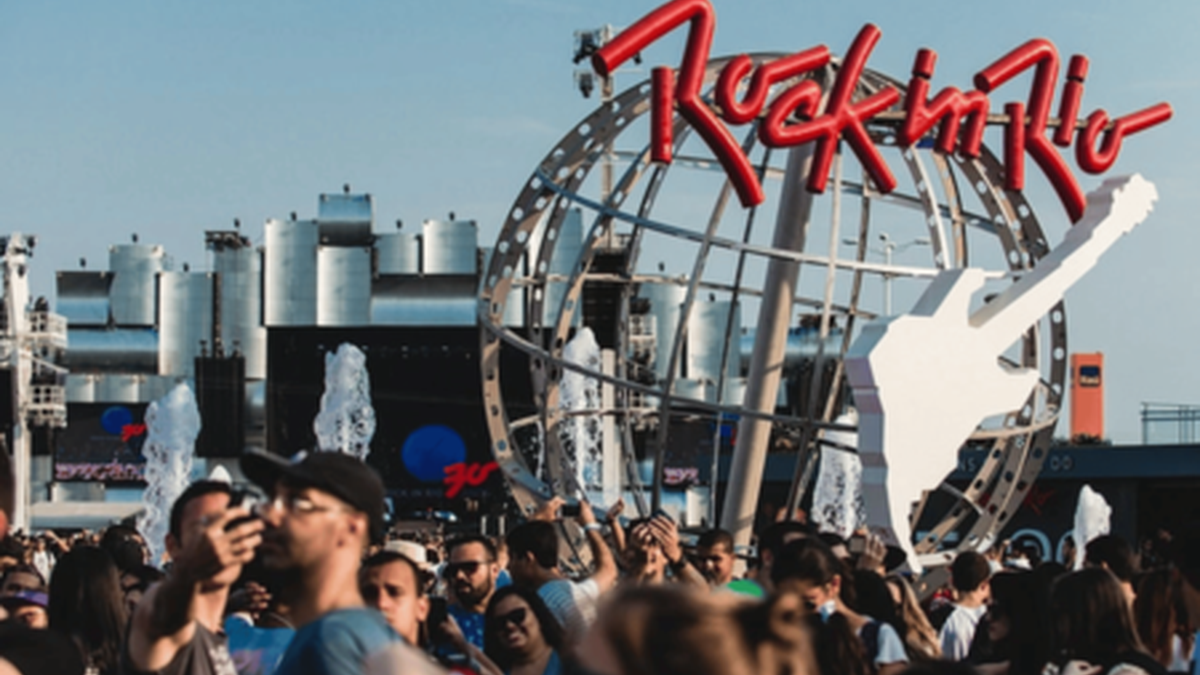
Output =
[{"x1": 479, "y1": 51, "x2": 1067, "y2": 584}]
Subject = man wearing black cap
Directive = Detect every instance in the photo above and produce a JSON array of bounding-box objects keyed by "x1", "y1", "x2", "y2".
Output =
[{"x1": 241, "y1": 449, "x2": 405, "y2": 675}]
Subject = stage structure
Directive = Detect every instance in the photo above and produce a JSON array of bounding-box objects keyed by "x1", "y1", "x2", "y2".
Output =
[
  {"x1": 0, "y1": 235, "x2": 68, "y2": 531},
  {"x1": 478, "y1": 0, "x2": 1170, "y2": 584}
]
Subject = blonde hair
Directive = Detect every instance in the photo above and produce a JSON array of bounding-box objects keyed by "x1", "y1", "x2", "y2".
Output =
[{"x1": 886, "y1": 574, "x2": 942, "y2": 661}]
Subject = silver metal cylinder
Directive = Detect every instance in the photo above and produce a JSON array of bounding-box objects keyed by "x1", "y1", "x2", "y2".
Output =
[
  {"x1": 213, "y1": 244, "x2": 266, "y2": 378},
  {"x1": 56, "y1": 271, "x2": 112, "y2": 327},
  {"x1": 687, "y1": 299, "x2": 741, "y2": 385},
  {"x1": 422, "y1": 219, "x2": 478, "y2": 275},
  {"x1": 638, "y1": 280, "x2": 688, "y2": 383},
  {"x1": 738, "y1": 328, "x2": 845, "y2": 373},
  {"x1": 316, "y1": 246, "x2": 372, "y2": 326},
  {"x1": 158, "y1": 272, "x2": 214, "y2": 377},
  {"x1": 317, "y1": 192, "x2": 373, "y2": 245},
  {"x1": 543, "y1": 208, "x2": 584, "y2": 327},
  {"x1": 264, "y1": 218, "x2": 318, "y2": 326},
  {"x1": 65, "y1": 374, "x2": 97, "y2": 403},
  {"x1": 141, "y1": 375, "x2": 182, "y2": 404},
  {"x1": 371, "y1": 277, "x2": 477, "y2": 326},
  {"x1": 94, "y1": 373, "x2": 143, "y2": 403},
  {"x1": 673, "y1": 378, "x2": 711, "y2": 403},
  {"x1": 376, "y1": 233, "x2": 421, "y2": 274},
  {"x1": 244, "y1": 379, "x2": 266, "y2": 450},
  {"x1": 109, "y1": 244, "x2": 167, "y2": 326},
  {"x1": 62, "y1": 328, "x2": 159, "y2": 372},
  {"x1": 480, "y1": 247, "x2": 524, "y2": 327}
]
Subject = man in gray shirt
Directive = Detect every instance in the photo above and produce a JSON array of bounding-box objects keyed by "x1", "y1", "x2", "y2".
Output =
[{"x1": 125, "y1": 480, "x2": 262, "y2": 675}]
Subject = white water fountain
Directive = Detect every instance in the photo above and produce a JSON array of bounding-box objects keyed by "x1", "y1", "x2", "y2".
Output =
[
  {"x1": 560, "y1": 328, "x2": 603, "y2": 499},
  {"x1": 1072, "y1": 484, "x2": 1112, "y2": 570},
  {"x1": 138, "y1": 383, "x2": 201, "y2": 568},
  {"x1": 313, "y1": 343, "x2": 376, "y2": 460},
  {"x1": 811, "y1": 409, "x2": 865, "y2": 540}
]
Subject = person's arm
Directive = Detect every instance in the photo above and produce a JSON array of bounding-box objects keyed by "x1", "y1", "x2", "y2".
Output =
[
  {"x1": 605, "y1": 499, "x2": 626, "y2": 558},
  {"x1": 42, "y1": 531, "x2": 69, "y2": 556},
  {"x1": 854, "y1": 531, "x2": 887, "y2": 575},
  {"x1": 647, "y1": 516, "x2": 707, "y2": 588},
  {"x1": 442, "y1": 616, "x2": 504, "y2": 675},
  {"x1": 127, "y1": 508, "x2": 263, "y2": 672},
  {"x1": 577, "y1": 501, "x2": 619, "y2": 593}
]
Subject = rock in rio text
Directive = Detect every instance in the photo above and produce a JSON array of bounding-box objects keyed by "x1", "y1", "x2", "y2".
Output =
[{"x1": 591, "y1": 0, "x2": 1171, "y2": 222}]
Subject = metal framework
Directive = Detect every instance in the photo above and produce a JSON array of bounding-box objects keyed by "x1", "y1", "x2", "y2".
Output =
[{"x1": 478, "y1": 54, "x2": 1066, "y2": 585}]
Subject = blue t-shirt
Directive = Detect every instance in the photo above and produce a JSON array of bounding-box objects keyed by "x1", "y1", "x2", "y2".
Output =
[
  {"x1": 447, "y1": 604, "x2": 486, "y2": 651},
  {"x1": 224, "y1": 615, "x2": 295, "y2": 675},
  {"x1": 274, "y1": 608, "x2": 401, "y2": 675}
]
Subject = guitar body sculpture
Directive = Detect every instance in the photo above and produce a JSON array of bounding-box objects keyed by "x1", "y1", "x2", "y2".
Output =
[{"x1": 846, "y1": 174, "x2": 1157, "y2": 569}]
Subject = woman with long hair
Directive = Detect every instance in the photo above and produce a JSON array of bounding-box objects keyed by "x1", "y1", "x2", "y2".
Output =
[
  {"x1": 1047, "y1": 568, "x2": 1166, "y2": 675},
  {"x1": 1134, "y1": 569, "x2": 1194, "y2": 672},
  {"x1": 971, "y1": 571, "x2": 1051, "y2": 675},
  {"x1": 885, "y1": 574, "x2": 941, "y2": 662},
  {"x1": 772, "y1": 538, "x2": 908, "y2": 675},
  {"x1": 576, "y1": 584, "x2": 815, "y2": 675},
  {"x1": 48, "y1": 547, "x2": 128, "y2": 675},
  {"x1": 484, "y1": 586, "x2": 565, "y2": 675}
]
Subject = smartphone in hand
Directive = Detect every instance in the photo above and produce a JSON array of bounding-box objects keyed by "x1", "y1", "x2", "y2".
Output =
[
  {"x1": 427, "y1": 596, "x2": 449, "y2": 641},
  {"x1": 225, "y1": 490, "x2": 263, "y2": 531}
]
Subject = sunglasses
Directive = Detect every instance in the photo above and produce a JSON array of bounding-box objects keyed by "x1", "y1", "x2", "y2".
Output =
[
  {"x1": 443, "y1": 561, "x2": 485, "y2": 579},
  {"x1": 494, "y1": 607, "x2": 527, "y2": 628}
]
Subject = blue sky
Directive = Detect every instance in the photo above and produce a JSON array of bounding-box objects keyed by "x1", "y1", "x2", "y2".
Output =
[{"x1": 0, "y1": 0, "x2": 1195, "y2": 443}]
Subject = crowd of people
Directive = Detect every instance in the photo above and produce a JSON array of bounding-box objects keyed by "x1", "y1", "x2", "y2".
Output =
[{"x1": 0, "y1": 447, "x2": 1195, "y2": 675}]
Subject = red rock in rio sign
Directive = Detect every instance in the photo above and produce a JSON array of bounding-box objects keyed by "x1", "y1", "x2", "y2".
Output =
[
  {"x1": 443, "y1": 461, "x2": 500, "y2": 498},
  {"x1": 591, "y1": 0, "x2": 1172, "y2": 222}
]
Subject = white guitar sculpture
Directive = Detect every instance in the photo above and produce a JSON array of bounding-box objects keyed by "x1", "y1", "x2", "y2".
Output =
[{"x1": 845, "y1": 174, "x2": 1158, "y2": 570}]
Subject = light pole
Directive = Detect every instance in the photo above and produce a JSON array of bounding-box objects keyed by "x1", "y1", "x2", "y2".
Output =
[{"x1": 842, "y1": 233, "x2": 930, "y2": 316}]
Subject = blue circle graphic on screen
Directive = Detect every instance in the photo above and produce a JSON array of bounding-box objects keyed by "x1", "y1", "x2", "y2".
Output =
[
  {"x1": 100, "y1": 406, "x2": 134, "y2": 436},
  {"x1": 401, "y1": 425, "x2": 467, "y2": 483}
]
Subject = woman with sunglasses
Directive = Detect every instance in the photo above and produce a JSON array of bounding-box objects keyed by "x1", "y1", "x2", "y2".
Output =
[{"x1": 484, "y1": 586, "x2": 565, "y2": 675}]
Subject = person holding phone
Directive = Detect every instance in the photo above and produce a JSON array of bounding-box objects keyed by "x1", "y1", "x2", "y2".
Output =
[
  {"x1": 124, "y1": 480, "x2": 263, "y2": 675},
  {"x1": 505, "y1": 498, "x2": 618, "y2": 648}
]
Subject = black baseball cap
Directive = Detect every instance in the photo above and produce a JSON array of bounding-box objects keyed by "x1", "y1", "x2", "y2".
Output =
[{"x1": 241, "y1": 448, "x2": 387, "y2": 545}]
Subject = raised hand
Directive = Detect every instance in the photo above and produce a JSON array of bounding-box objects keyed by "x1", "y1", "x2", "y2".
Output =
[
  {"x1": 174, "y1": 508, "x2": 263, "y2": 583},
  {"x1": 605, "y1": 498, "x2": 626, "y2": 524},
  {"x1": 531, "y1": 497, "x2": 565, "y2": 523}
]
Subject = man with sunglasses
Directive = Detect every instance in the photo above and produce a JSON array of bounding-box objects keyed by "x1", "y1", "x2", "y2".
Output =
[
  {"x1": 441, "y1": 536, "x2": 501, "y2": 651},
  {"x1": 241, "y1": 449, "x2": 406, "y2": 675}
]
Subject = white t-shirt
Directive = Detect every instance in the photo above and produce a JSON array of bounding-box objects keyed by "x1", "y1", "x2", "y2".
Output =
[
  {"x1": 31, "y1": 550, "x2": 53, "y2": 582},
  {"x1": 538, "y1": 578, "x2": 600, "y2": 646},
  {"x1": 939, "y1": 604, "x2": 987, "y2": 662}
]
